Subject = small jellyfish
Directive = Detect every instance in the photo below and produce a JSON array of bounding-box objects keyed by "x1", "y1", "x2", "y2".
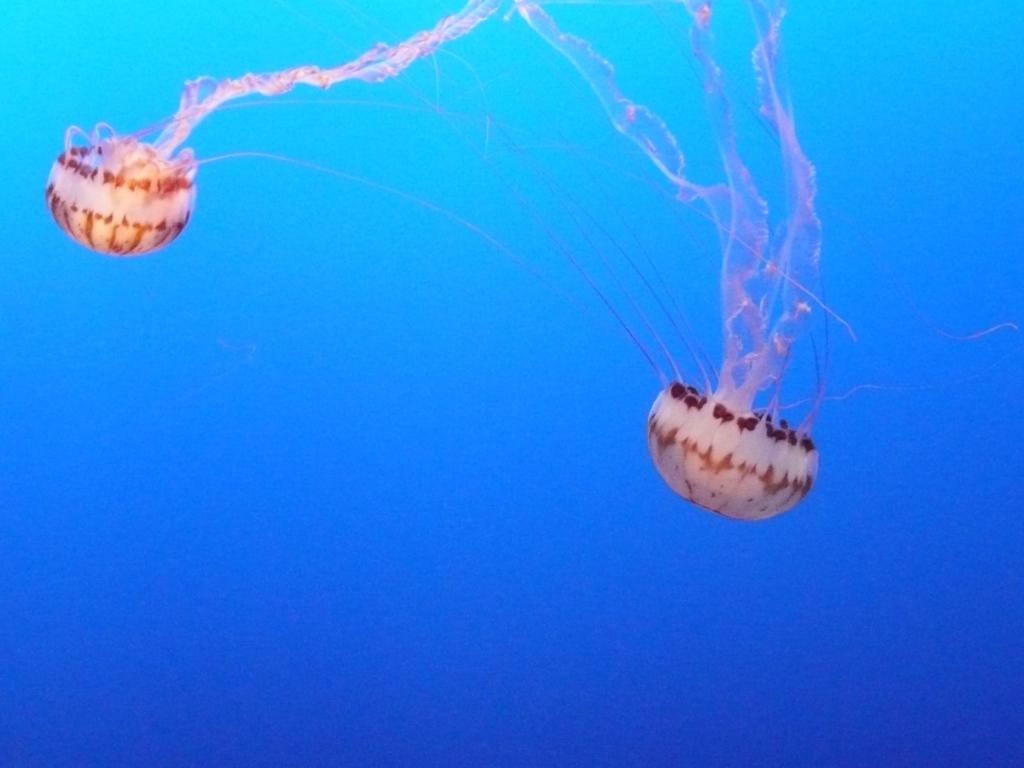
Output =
[{"x1": 45, "y1": 0, "x2": 503, "y2": 257}]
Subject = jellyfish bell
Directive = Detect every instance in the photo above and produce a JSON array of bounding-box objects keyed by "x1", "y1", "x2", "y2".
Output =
[
  {"x1": 647, "y1": 382, "x2": 818, "y2": 521},
  {"x1": 45, "y1": 126, "x2": 197, "y2": 257}
]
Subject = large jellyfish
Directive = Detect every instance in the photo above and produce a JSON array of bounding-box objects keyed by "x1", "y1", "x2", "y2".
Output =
[
  {"x1": 514, "y1": 1, "x2": 830, "y2": 519},
  {"x1": 45, "y1": 0, "x2": 829, "y2": 520}
]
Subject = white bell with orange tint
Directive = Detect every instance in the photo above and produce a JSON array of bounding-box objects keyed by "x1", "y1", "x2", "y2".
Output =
[
  {"x1": 647, "y1": 382, "x2": 819, "y2": 521},
  {"x1": 45, "y1": 127, "x2": 196, "y2": 256}
]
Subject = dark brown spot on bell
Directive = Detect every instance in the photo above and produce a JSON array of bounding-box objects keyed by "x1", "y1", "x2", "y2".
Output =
[
  {"x1": 712, "y1": 403, "x2": 735, "y2": 423},
  {"x1": 737, "y1": 416, "x2": 758, "y2": 432}
]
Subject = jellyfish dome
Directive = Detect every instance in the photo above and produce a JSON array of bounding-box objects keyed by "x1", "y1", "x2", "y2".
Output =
[
  {"x1": 647, "y1": 383, "x2": 818, "y2": 521},
  {"x1": 45, "y1": 127, "x2": 197, "y2": 257}
]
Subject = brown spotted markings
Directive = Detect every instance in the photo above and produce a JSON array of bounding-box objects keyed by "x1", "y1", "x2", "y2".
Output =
[
  {"x1": 46, "y1": 138, "x2": 196, "y2": 256},
  {"x1": 647, "y1": 383, "x2": 818, "y2": 520}
]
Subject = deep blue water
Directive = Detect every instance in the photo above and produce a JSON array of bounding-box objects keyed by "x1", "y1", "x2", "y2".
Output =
[{"x1": 3, "y1": 1, "x2": 1022, "y2": 765}]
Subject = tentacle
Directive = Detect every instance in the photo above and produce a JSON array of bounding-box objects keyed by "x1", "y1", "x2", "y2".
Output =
[{"x1": 154, "y1": 0, "x2": 504, "y2": 155}]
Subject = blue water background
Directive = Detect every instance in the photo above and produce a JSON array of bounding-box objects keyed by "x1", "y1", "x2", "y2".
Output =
[{"x1": 2, "y1": 1, "x2": 1022, "y2": 765}]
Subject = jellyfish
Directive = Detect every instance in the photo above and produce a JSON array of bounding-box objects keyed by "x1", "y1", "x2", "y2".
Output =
[
  {"x1": 514, "y1": 0, "x2": 829, "y2": 519},
  {"x1": 45, "y1": 0, "x2": 504, "y2": 256},
  {"x1": 46, "y1": 0, "x2": 830, "y2": 520}
]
